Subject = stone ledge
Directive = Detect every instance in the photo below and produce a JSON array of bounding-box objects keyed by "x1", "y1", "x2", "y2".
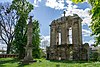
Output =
[{"x1": 20, "y1": 60, "x2": 37, "y2": 64}]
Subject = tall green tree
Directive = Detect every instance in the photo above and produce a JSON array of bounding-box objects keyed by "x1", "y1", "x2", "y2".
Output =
[
  {"x1": 32, "y1": 20, "x2": 41, "y2": 58},
  {"x1": 72, "y1": 0, "x2": 100, "y2": 46},
  {"x1": 10, "y1": 0, "x2": 33, "y2": 59}
]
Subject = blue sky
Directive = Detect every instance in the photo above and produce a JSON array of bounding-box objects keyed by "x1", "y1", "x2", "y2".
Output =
[
  {"x1": 28, "y1": 0, "x2": 94, "y2": 45},
  {"x1": 0, "y1": 0, "x2": 95, "y2": 47}
]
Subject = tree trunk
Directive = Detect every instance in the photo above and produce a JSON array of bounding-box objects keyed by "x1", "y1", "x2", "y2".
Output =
[{"x1": 6, "y1": 43, "x2": 11, "y2": 54}]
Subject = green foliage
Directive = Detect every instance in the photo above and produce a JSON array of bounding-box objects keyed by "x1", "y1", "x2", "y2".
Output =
[
  {"x1": 72, "y1": 0, "x2": 100, "y2": 46},
  {"x1": 1, "y1": 58, "x2": 100, "y2": 67},
  {"x1": 72, "y1": 0, "x2": 85, "y2": 3},
  {"x1": 10, "y1": 0, "x2": 33, "y2": 59},
  {"x1": 97, "y1": 47, "x2": 100, "y2": 61},
  {"x1": 14, "y1": 17, "x2": 27, "y2": 59},
  {"x1": 40, "y1": 49, "x2": 46, "y2": 58},
  {"x1": 32, "y1": 20, "x2": 41, "y2": 58},
  {"x1": 10, "y1": 0, "x2": 33, "y2": 17},
  {"x1": 10, "y1": 0, "x2": 41, "y2": 59},
  {"x1": 90, "y1": 0, "x2": 100, "y2": 46},
  {"x1": 90, "y1": 52, "x2": 98, "y2": 61}
]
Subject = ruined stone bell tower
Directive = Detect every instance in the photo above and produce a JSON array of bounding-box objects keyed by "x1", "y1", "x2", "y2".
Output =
[
  {"x1": 50, "y1": 11, "x2": 82, "y2": 47},
  {"x1": 46, "y1": 11, "x2": 89, "y2": 61}
]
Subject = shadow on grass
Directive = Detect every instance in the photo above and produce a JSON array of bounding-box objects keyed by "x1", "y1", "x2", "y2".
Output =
[
  {"x1": 0, "y1": 58, "x2": 18, "y2": 67},
  {"x1": 0, "y1": 58, "x2": 18, "y2": 64},
  {"x1": 49, "y1": 60, "x2": 93, "y2": 64},
  {"x1": 0, "y1": 64, "x2": 5, "y2": 67},
  {"x1": 0, "y1": 58, "x2": 29, "y2": 67}
]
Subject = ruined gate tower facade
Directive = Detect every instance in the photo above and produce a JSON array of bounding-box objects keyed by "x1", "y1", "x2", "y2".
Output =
[{"x1": 46, "y1": 11, "x2": 89, "y2": 61}]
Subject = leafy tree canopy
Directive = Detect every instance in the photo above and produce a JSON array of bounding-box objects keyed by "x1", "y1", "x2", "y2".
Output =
[
  {"x1": 10, "y1": 0, "x2": 33, "y2": 59},
  {"x1": 32, "y1": 20, "x2": 41, "y2": 58}
]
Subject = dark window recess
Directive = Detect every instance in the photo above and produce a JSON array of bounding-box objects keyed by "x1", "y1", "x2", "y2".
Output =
[
  {"x1": 57, "y1": 42, "x2": 58, "y2": 45},
  {"x1": 51, "y1": 29, "x2": 53, "y2": 32}
]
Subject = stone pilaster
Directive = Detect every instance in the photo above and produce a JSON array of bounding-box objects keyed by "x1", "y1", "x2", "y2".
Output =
[
  {"x1": 61, "y1": 23, "x2": 67, "y2": 44},
  {"x1": 50, "y1": 25, "x2": 56, "y2": 46},
  {"x1": 72, "y1": 19, "x2": 80, "y2": 60}
]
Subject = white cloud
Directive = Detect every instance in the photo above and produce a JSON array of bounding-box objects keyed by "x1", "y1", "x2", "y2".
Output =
[
  {"x1": 73, "y1": 5, "x2": 78, "y2": 8},
  {"x1": 66, "y1": 0, "x2": 72, "y2": 5},
  {"x1": 63, "y1": 7, "x2": 92, "y2": 26},
  {"x1": 27, "y1": 0, "x2": 41, "y2": 7},
  {"x1": 41, "y1": 35, "x2": 50, "y2": 42},
  {"x1": 83, "y1": 39, "x2": 95, "y2": 45},
  {"x1": 45, "y1": 0, "x2": 65, "y2": 10},
  {"x1": 45, "y1": 0, "x2": 77, "y2": 10},
  {"x1": 82, "y1": 29, "x2": 92, "y2": 36},
  {"x1": 82, "y1": 15, "x2": 92, "y2": 26},
  {"x1": 73, "y1": 8, "x2": 92, "y2": 26},
  {"x1": 40, "y1": 35, "x2": 50, "y2": 49},
  {"x1": 33, "y1": 0, "x2": 41, "y2": 7},
  {"x1": 45, "y1": 0, "x2": 92, "y2": 27}
]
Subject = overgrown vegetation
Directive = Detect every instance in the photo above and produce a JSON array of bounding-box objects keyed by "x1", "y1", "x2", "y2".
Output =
[
  {"x1": 10, "y1": 0, "x2": 33, "y2": 59},
  {"x1": 32, "y1": 20, "x2": 41, "y2": 58},
  {"x1": 0, "y1": 58, "x2": 100, "y2": 67}
]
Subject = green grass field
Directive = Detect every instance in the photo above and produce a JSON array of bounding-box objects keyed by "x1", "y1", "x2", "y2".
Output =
[{"x1": 0, "y1": 58, "x2": 100, "y2": 67}]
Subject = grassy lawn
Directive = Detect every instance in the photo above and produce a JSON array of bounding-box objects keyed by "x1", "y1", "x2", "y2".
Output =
[{"x1": 0, "y1": 58, "x2": 100, "y2": 67}]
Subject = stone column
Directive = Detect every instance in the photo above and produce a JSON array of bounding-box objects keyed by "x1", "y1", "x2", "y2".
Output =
[
  {"x1": 50, "y1": 25, "x2": 56, "y2": 46},
  {"x1": 66, "y1": 27, "x2": 70, "y2": 44},
  {"x1": 72, "y1": 19, "x2": 82, "y2": 46},
  {"x1": 61, "y1": 11, "x2": 69, "y2": 45},
  {"x1": 22, "y1": 16, "x2": 36, "y2": 63},
  {"x1": 55, "y1": 25, "x2": 60, "y2": 45},
  {"x1": 78, "y1": 19, "x2": 83, "y2": 45},
  {"x1": 72, "y1": 22, "x2": 79, "y2": 60},
  {"x1": 72, "y1": 18, "x2": 82, "y2": 60},
  {"x1": 61, "y1": 24, "x2": 66, "y2": 45},
  {"x1": 50, "y1": 26, "x2": 53, "y2": 46}
]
